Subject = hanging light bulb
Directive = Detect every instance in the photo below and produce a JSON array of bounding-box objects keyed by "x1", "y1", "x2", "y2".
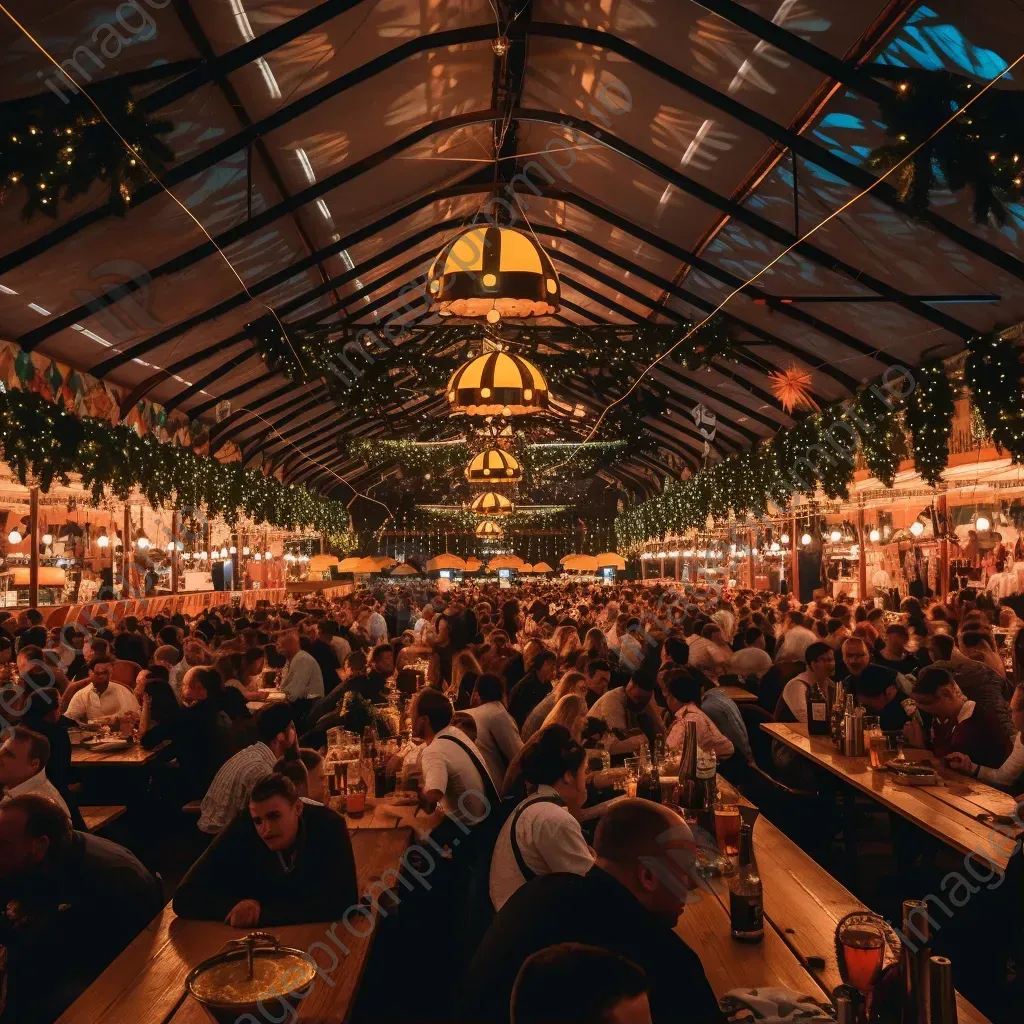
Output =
[
  {"x1": 96, "y1": 532, "x2": 109, "y2": 548},
  {"x1": 229, "y1": 546, "x2": 237, "y2": 555},
  {"x1": 136, "y1": 535, "x2": 150, "y2": 550},
  {"x1": 254, "y1": 553, "x2": 263, "y2": 561},
  {"x1": 219, "y1": 546, "x2": 228, "y2": 558},
  {"x1": 910, "y1": 520, "x2": 925, "y2": 537},
  {"x1": 7, "y1": 528, "x2": 22, "y2": 545},
  {"x1": 975, "y1": 515, "x2": 991, "y2": 532},
  {"x1": 166, "y1": 541, "x2": 175, "y2": 552},
  {"x1": 265, "y1": 550, "x2": 273, "y2": 559},
  {"x1": 801, "y1": 533, "x2": 812, "y2": 546},
  {"x1": 242, "y1": 546, "x2": 250, "y2": 556},
  {"x1": 176, "y1": 540, "x2": 184, "y2": 551},
  {"x1": 869, "y1": 528, "x2": 881, "y2": 543},
  {"x1": 780, "y1": 533, "x2": 790, "y2": 545},
  {"x1": 42, "y1": 533, "x2": 53, "y2": 546},
  {"x1": 770, "y1": 541, "x2": 780, "y2": 552},
  {"x1": 829, "y1": 529, "x2": 842, "y2": 543}
]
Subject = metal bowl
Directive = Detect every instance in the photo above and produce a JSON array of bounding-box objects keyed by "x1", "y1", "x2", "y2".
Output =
[{"x1": 185, "y1": 932, "x2": 317, "y2": 1024}]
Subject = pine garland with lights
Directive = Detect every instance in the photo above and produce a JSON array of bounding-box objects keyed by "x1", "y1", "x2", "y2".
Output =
[
  {"x1": 851, "y1": 385, "x2": 903, "y2": 488},
  {"x1": 903, "y1": 359, "x2": 956, "y2": 484},
  {"x1": 868, "y1": 69, "x2": 1024, "y2": 225},
  {"x1": 0, "y1": 85, "x2": 174, "y2": 219},
  {"x1": 964, "y1": 330, "x2": 1024, "y2": 461},
  {"x1": 0, "y1": 388, "x2": 348, "y2": 533}
]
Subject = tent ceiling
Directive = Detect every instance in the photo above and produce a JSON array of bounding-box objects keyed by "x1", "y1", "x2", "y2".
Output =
[{"x1": 2, "y1": 0, "x2": 1023, "y2": 505}]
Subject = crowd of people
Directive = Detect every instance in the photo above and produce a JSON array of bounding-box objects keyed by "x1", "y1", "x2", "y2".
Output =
[{"x1": 0, "y1": 577, "x2": 1021, "y2": 1022}]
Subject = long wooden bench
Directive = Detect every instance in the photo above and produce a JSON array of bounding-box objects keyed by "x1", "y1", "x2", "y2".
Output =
[
  {"x1": 58, "y1": 827, "x2": 411, "y2": 1024},
  {"x1": 80, "y1": 805, "x2": 126, "y2": 833}
]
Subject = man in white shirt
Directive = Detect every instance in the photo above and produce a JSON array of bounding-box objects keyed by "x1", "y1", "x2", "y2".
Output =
[
  {"x1": 617, "y1": 619, "x2": 645, "y2": 672},
  {"x1": 489, "y1": 728, "x2": 593, "y2": 911},
  {"x1": 0, "y1": 726, "x2": 70, "y2": 819},
  {"x1": 778, "y1": 642, "x2": 835, "y2": 723},
  {"x1": 359, "y1": 603, "x2": 388, "y2": 645},
  {"x1": 64, "y1": 659, "x2": 140, "y2": 724},
  {"x1": 414, "y1": 688, "x2": 496, "y2": 828},
  {"x1": 728, "y1": 628, "x2": 774, "y2": 680},
  {"x1": 467, "y1": 674, "x2": 523, "y2": 795},
  {"x1": 774, "y1": 616, "x2": 819, "y2": 664},
  {"x1": 276, "y1": 630, "x2": 324, "y2": 702}
]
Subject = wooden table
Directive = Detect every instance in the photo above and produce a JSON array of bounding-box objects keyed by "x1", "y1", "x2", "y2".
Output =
[
  {"x1": 720, "y1": 684, "x2": 758, "y2": 703},
  {"x1": 58, "y1": 827, "x2": 412, "y2": 1024},
  {"x1": 71, "y1": 740, "x2": 170, "y2": 767},
  {"x1": 678, "y1": 779, "x2": 989, "y2": 1022},
  {"x1": 763, "y1": 722, "x2": 1020, "y2": 870}
]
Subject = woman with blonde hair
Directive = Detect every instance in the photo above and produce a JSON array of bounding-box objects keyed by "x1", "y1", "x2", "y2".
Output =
[
  {"x1": 520, "y1": 670, "x2": 586, "y2": 741},
  {"x1": 450, "y1": 649, "x2": 483, "y2": 711},
  {"x1": 540, "y1": 693, "x2": 589, "y2": 742},
  {"x1": 552, "y1": 625, "x2": 582, "y2": 671},
  {"x1": 581, "y1": 626, "x2": 609, "y2": 662}
]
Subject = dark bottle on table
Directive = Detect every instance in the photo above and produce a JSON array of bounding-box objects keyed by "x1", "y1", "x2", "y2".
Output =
[
  {"x1": 674, "y1": 720, "x2": 704, "y2": 812},
  {"x1": 373, "y1": 755, "x2": 388, "y2": 799},
  {"x1": 362, "y1": 725, "x2": 377, "y2": 761},
  {"x1": 347, "y1": 774, "x2": 368, "y2": 818},
  {"x1": 728, "y1": 822, "x2": 764, "y2": 943},
  {"x1": 806, "y1": 682, "x2": 830, "y2": 736},
  {"x1": 636, "y1": 760, "x2": 663, "y2": 803}
]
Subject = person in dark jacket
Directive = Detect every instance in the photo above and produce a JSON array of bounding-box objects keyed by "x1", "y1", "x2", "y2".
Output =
[
  {"x1": 507, "y1": 651, "x2": 557, "y2": 729},
  {"x1": 173, "y1": 773, "x2": 357, "y2": 926},
  {"x1": 0, "y1": 794, "x2": 162, "y2": 1023},
  {"x1": 113, "y1": 615, "x2": 150, "y2": 666},
  {"x1": 141, "y1": 666, "x2": 231, "y2": 798},
  {"x1": 461, "y1": 798, "x2": 723, "y2": 1024}
]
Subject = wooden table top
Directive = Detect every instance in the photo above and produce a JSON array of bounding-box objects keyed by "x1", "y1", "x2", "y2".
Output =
[
  {"x1": 720, "y1": 684, "x2": 758, "y2": 703},
  {"x1": 763, "y1": 722, "x2": 1020, "y2": 870},
  {"x1": 71, "y1": 740, "x2": 170, "y2": 766},
  {"x1": 681, "y1": 778, "x2": 989, "y2": 1022},
  {"x1": 58, "y1": 827, "x2": 412, "y2": 1024}
]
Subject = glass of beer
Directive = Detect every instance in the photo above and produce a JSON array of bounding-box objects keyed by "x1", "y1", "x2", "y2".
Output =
[{"x1": 713, "y1": 803, "x2": 741, "y2": 856}]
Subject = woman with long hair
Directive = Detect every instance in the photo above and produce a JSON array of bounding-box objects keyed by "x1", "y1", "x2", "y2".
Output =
[
  {"x1": 552, "y1": 624, "x2": 582, "y2": 671},
  {"x1": 500, "y1": 599, "x2": 523, "y2": 644},
  {"x1": 581, "y1": 626, "x2": 608, "y2": 662},
  {"x1": 540, "y1": 693, "x2": 589, "y2": 742},
  {"x1": 450, "y1": 650, "x2": 483, "y2": 711},
  {"x1": 520, "y1": 670, "x2": 587, "y2": 742}
]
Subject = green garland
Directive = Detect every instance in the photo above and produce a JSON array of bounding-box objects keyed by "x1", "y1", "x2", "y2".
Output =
[
  {"x1": 904, "y1": 360, "x2": 956, "y2": 484},
  {"x1": 416, "y1": 506, "x2": 571, "y2": 529},
  {"x1": 851, "y1": 385, "x2": 903, "y2": 488},
  {"x1": 248, "y1": 316, "x2": 731, "y2": 427},
  {"x1": 868, "y1": 69, "x2": 1024, "y2": 225},
  {"x1": 964, "y1": 330, "x2": 1024, "y2": 461},
  {"x1": 0, "y1": 86, "x2": 174, "y2": 220},
  {"x1": 0, "y1": 388, "x2": 348, "y2": 533}
]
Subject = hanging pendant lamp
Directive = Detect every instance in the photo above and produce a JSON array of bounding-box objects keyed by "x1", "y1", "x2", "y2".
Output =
[
  {"x1": 447, "y1": 350, "x2": 548, "y2": 416},
  {"x1": 466, "y1": 448, "x2": 522, "y2": 484}
]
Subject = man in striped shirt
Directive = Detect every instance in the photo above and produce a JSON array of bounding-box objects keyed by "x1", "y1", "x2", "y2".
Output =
[{"x1": 198, "y1": 703, "x2": 297, "y2": 834}]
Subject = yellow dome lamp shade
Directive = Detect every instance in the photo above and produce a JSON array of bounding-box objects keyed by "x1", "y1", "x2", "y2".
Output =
[
  {"x1": 447, "y1": 350, "x2": 548, "y2": 417},
  {"x1": 470, "y1": 491, "x2": 514, "y2": 516},
  {"x1": 427, "y1": 226, "x2": 560, "y2": 322},
  {"x1": 467, "y1": 448, "x2": 522, "y2": 484},
  {"x1": 475, "y1": 519, "x2": 504, "y2": 538}
]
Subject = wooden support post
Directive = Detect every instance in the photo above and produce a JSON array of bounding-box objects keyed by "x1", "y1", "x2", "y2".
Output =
[
  {"x1": 790, "y1": 513, "x2": 800, "y2": 601},
  {"x1": 640, "y1": 553, "x2": 647, "y2": 582},
  {"x1": 857, "y1": 504, "x2": 867, "y2": 603},
  {"x1": 937, "y1": 491, "x2": 949, "y2": 600},
  {"x1": 28, "y1": 486, "x2": 39, "y2": 609},
  {"x1": 231, "y1": 532, "x2": 240, "y2": 592},
  {"x1": 674, "y1": 551, "x2": 680, "y2": 582},
  {"x1": 121, "y1": 504, "x2": 131, "y2": 598},
  {"x1": 170, "y1": 511, "x2": 180, "y2": 595},
  {"x1": 747, "y1": 529, "x2": 756, "y2": 591}
]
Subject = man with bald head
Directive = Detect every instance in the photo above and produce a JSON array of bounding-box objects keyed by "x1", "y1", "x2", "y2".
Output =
[{"x1": 462, "y1": 798, "x2": 724, "y2": 1023}]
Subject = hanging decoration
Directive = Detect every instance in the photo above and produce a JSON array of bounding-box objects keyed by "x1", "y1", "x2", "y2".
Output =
[
  {"x1": 0, "y1": 388, "x2": 348, "y2": 532},
  {"x1": 466, "y1": 448, "x2": 522, "y2": 484},
  {"x1": 427, "y1": 225, "x2": 559, "y2": 322},
  {"x1": 0, "y1": 85, "x2": 175, "y2": 220},
  {"x1": 470, "y1": 490, "x2": 514, "y2": 516},
  {"x1": 963, "y1": 329, "x2": 1024, "y2": 460},
  {"x1": 475, "y1": 519, "x2": 504, "y2": 539},
  {"x1": 768, "y1": 366, "x2": 820, "y2": 414},
  {"x1": 447, "y1": 350, "x2": 548, "y2": 417},
  {"x1": 904, "y1": 359, "x2": 956, "y2": 485},
  {"x1": 868, "y1": 69, "x2": 1024, "y2": 225},
  {"x1": 851, "y1": 386, "x2": 903, "y2": 488}
]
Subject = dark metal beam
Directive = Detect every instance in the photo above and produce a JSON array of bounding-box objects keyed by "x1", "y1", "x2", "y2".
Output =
[{"x1": 16, "y1": 108, "x2": 977, "y2": 355}]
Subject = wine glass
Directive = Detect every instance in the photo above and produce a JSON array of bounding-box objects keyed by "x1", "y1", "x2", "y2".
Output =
[{"x1": 835, "y1": 912, "x2": 898, "y2": 1021}]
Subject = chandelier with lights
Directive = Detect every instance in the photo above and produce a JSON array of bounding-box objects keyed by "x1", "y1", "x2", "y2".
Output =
[
  {"x1": 427, "y1": 226, "x2": 560, "y2": 323},
  {"x1": 466, "y1": 448, "x2": 522, "y2": 484},
  {"x1": 475, "y1": 518, "x2": 504, "y2": 538},
  {"x1": 470, "y1": 490, "x2": 514, "y2": 516},
  {"x1": 447, "y1": 350, "x2": 548, "y2": 417}
]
